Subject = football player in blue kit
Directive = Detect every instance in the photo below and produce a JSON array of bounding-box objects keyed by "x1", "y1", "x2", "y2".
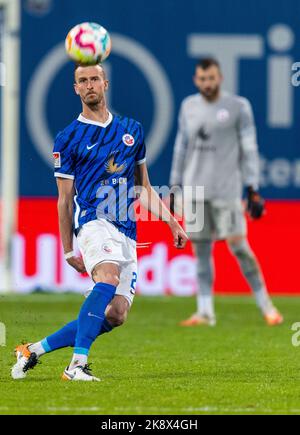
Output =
[{"x1": 12, "y1": 63, "x2": 188, "y2": 381}]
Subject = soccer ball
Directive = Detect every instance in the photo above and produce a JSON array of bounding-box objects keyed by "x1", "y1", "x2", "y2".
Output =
[{"x1": 65, "y1": 22, "x2": 111, "y2": 65}]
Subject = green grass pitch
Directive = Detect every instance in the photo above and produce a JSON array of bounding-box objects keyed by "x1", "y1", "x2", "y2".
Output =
[{"x1": 0, "y1": 293, "x2": 300, "y2": 415}]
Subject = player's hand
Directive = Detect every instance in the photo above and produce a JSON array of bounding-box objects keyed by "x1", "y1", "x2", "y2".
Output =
[
  {"x1": 66, "y1": 256, "x2": 87, "y2": 273},
  {"x1": 247, "y1": 187, "x2": 265, "y2": 219},
  {"x1": 170, "y1": 219, "x2": 189, "y2": 249}
]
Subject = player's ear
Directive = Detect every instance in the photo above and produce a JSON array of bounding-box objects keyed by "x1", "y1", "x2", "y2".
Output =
[
  {"x1": 74, "y1": 83, "x2": 80, "y2": 95},
  {"x1": 104, "y1": 80, "x2": 109, "y2": 92}
]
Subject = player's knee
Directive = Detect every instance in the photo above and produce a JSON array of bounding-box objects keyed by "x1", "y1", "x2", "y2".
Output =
[
  {"x1": 229, "y1": 238, "x2": 251, "y2": 256},
  {"x1": 102, "y1": 273, "x2": 120, "y2": 287},
  {"x1": 92, "y1": 264, "x2": 120, "y2": 287},
  {"x1": 229, "y1": 239, "x2": 258, "y2": 274},
  {"x1": 106, "y1": 309, "x2": 127, "y2": 327},
  {"x1": 106, "y1": 297, "x2": 129, "y2": 327}
]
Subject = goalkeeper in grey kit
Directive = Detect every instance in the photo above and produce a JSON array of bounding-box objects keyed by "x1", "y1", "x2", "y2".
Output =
[{"x1": 170, "y1": 58, "x2": 283, "y2": 327}]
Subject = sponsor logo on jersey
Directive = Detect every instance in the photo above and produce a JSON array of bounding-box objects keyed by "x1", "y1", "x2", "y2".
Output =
[
  {"x1": 86, "y1": 142, "x2": 99, "y2": 150},
  {"x1": 122, "y1": 134, "x2": 135, "y2": 146},
  {"x1": 197, "y1": 126, "x2": 210, "y2": 141},
  {"x1": 53, "y1": 152, "x2": 61, "y2": 168},
  {"x1": 104, "y1": 152, "x2": 127, "y2": 174}
]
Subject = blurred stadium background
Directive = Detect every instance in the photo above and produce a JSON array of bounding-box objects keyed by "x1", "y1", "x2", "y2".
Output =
[{"x1": 0, "y1": 0, "x2": 300, "y2": 296}]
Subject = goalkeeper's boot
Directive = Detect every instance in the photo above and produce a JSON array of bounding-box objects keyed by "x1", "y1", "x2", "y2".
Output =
[
  {"x1": 62, "y1": 364, "x2": 100, "y2": 382},
  {"x1": 11, "y1": 343, "x2": 38, "y2": 379},
  {"x1": 264, "y1": 308, "x2": 284, "y2": 326},
  {"x1": 180, "y1": 313, "x2": 216, "y2": 327}
]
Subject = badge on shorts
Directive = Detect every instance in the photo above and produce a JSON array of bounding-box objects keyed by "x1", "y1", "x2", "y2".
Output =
[
  {"x1": 53, "y1": 152, "x2": 61, "y2": 168},
  {"x1": 102, "y1": 243, "x2": 112, "y2": 254}
]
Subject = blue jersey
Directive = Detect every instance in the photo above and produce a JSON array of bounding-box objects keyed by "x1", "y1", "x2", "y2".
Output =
[{"x1": 53, "y1": 112, "x2": 146, "y2": 241}]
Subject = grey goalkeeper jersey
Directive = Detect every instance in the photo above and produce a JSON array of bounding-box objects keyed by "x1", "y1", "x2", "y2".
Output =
[{"x1": 169, "y1": 92, "x2": 260, "y2": 201}]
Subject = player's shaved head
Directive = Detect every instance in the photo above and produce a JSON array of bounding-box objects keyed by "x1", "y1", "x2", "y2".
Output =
[{"x1": 74, "y1": 63, "x2": 107, "y2": 82}]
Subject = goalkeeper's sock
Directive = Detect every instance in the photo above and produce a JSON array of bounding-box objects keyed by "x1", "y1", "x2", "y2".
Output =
[
  {"x1": 229, "y1": 239, "x2": 274, "y2": 315},
  {"x1": 251, "y1": 285, "x2": 274, "y2": 315},
  {"x1": 196, "y1": 294, "x2": 215, "y2": 318},
  {"x1": 71, "y1": 282, "x2": 116, "y2": 363},
  {"x1": 193, "y1": 240, "x2": 215, "y2": 318}
]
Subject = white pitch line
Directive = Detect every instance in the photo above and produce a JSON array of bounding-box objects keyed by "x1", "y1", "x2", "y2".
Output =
[{"x1": 0, "y1": 405, "x2": 299, "y2": 414}]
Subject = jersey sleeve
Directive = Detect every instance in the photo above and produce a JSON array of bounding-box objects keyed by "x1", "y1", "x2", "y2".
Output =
[
  {"x1": 53, "y1": 133, "x2": 76, "y2": 180},
  {"x1": 237, "y1": 98, "x2": 260, "y2": 190},
  {"x1": 135, "y1": 123, "x2": 146, "y2": 165}
]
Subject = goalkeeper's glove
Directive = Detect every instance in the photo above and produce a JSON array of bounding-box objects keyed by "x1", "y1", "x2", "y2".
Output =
[{"x1": 246, "y1": 186, "x2": 265, "y2": 219}]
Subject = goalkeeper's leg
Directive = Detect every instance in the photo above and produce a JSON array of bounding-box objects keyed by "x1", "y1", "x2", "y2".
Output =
[
  {"x1": 227, "y1": 235, "x2": 283, "y2": 325},
  {"x1": 180, "y1": 240, "x2": 216, "y2": 326}
]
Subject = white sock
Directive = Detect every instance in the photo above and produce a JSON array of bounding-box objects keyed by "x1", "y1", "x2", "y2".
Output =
[
  {"x1": 69, "y1": 353, "x2": 88, "y2": 370},
  {"x1": 197, "y1": 294, "x2": 215, "y2": 318},
  {"x1": 254, "y1": 287, "x2": 275, "y2": 315},
  {"x1": 28, "y1": 341, "x2": 46, "y2": 358}
]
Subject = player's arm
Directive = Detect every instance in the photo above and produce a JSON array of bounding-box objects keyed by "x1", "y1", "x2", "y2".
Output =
[
  {"x1": 56, "y1": 177, "x2": 86, "y2": 273},
  {"x1": 238, "y1": 98, "x2": 264, "y2": 219},
  {"x1": 135, "y1": 162, "x2": 188, "y2": 249},
  {"x1": 169, "y1": 102, "x2": 188, "y2": 213}
]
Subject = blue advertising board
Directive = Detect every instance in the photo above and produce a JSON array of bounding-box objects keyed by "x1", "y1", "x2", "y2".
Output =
[{"x1": 20, "y1": 0, "x2": 300, "y2": 198}]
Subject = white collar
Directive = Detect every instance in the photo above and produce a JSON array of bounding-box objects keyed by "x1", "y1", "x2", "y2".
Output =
[{"x1": 78, "y1": 111, "x2": 113, "y2": 128}]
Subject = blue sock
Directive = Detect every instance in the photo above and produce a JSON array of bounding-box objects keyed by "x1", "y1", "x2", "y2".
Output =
[
  {"x1": 42, "y1": 317, "x2": 114, "y2": 352},
  {"x1": 44, "y1": 320, "x2": 78, "y2": 351},
  {"x1": 100, "y1": 317, "x2": 113, "y2": 334},
  {"x1": 74, "y1": 282, "x2": 116, "y2": 354}
]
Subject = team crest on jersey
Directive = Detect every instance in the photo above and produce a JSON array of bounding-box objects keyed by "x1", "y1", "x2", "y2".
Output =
[
  {"x1": 105, "y1": 151, "x2": 127, "y2": 174},
  {"x1": 53, "y1": 152, "x2": 61, "y2": 168},
  {"x1": 216, "y1": 109, "x2": 230, "y2": 122},
  {"x1": 122, "y1": 134, "x2": 135, "y2": 146}
]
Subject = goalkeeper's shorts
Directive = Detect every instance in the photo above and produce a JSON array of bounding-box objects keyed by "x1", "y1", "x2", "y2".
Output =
[{"x1": 186, "y1": 199, "x2": 247, "y2": 242}]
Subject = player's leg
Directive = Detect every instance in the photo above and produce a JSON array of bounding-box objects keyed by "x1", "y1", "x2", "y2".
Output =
[
  {"x1": 41, "y1": 268, "x2": 132, "y2": 353},
  {"x1": 180, "y1": 202, "x2": 216, "y2": 326},
  {"x1": 180, "y1": 240, "x2": 216, "y2": 326},
  {"x1": 11, "y1": 262, "x2": 120, "y2": 381},
  {"x1": 27, "y1": 296, "x2": 124, "y2": 358},
  {"x1": 227, "y1": 234, "x2": 283, "y2": 325},
  {"x1": 12, "y1": 220, "x2": 134, "y2": 380},
  {"x1": 105, "y1": 295, "x2": 130, "y2": 327},
  {"x1": 63, "y1": 222, "x2": 137, "y2": 381},
  {"x1": 62, "y1": 261, "x2": 119, "y2": 381}
]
